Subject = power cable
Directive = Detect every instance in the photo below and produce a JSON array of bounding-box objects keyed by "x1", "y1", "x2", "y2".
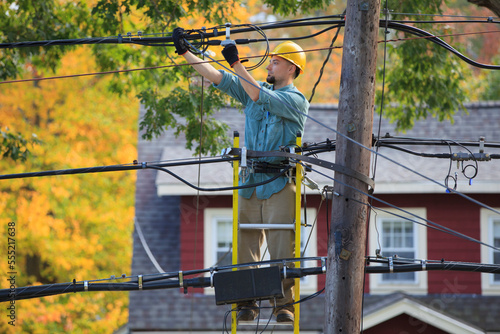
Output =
[
  {"x1": 146, "y1": 164, "x2": 292, "y2": 192},
  {"x1": 1, "y1": 25, "x2": 498, "y2": 85},
  {"x1": 0, "y1": 256, "x2": 327, "y2": 302},
  {"x1": 307, "y1": 164, "x2": 500, "y2": 252},
  {"x1": 390, "y1": 12, "x2": 499, "y2": 20},
  {"x1": 3, "y1": 256, "x2": 499, "y2": 302},
  {"x1": 308, "y1": 11, "x2": 344, "y2": 103}
]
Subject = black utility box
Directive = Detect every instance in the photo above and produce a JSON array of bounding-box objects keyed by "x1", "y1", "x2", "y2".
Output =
[{"x1": 213, "y1": 266, "x2": 284, "y2": 305}]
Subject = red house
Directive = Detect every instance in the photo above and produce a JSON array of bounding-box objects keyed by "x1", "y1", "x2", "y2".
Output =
[{"x1": 128, "y1": 102, "x2": 500, "y2": 333}]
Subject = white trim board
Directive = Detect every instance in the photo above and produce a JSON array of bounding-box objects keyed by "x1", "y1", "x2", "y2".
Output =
[{"x1": 363, "y1": 297, "x2": 484, "y2": 333}]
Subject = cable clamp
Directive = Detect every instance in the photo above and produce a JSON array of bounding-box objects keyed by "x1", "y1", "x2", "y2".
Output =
[
  {"x1": 283, "y1": 265, "x2": 288, "y2": 280},
  {"x1": 210, "y1": 268, "x2": 215, "y2": 288},
  {"x1": 221, "y1": 147, "x2": 231, "y2": 158},
  {"x1": 241, "y1": 147, "x2": 248, "y2": 183},
  {"x1": 138, "y1": 275, "x2": 143, "y2": 290},
  {"x1": 388, "y1": 257, "x2": 394, "y2": 273},
  {"x1": 84, "y1": 281, "x2": 89, "y2": 291},
  {"x1": 178, "y1": 271, "x2": 184, "y2": 288},
  {"x1": 303, "y1": 175, "x2": 319, "y2": 191},
  {"x1": 118, "y1": 34, "x2": 123, "y2": 43},
  {"x1": 288, "y1": 147, "x2": 295, "y2": 183},
  {"x1": 220, "y1": 22, "x2": 235, "y2": 46},
  {"x1": 321, "y1": 257, "x2": 327, "y2": 273},
  {"x1": 421, "y1": 260, "x2": 427, "y2": 271},
  {"x1": 141, "y1": 162, "x2": 147, "y2": 169}
]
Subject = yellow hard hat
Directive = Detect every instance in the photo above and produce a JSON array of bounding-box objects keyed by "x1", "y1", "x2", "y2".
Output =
[{"x1": 270, "y1": 41, "x2": 306, "y2": 74}]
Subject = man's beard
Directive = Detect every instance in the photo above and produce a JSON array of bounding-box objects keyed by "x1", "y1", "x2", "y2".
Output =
[{"x1": 266, "y1": 75, "x2": 275, "y2": 84}]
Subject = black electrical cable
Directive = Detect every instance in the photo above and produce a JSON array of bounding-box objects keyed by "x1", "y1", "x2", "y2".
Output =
[
  {"x1": 236, "y1": 23, "x2": 270, "y2": 71},
  {"x1": 2, "y1": 16, "x2": 499, "y2": 73},
  {"x1": 366, "y1": 261, "x2": 500, "y2": 274},
  {"x1": 3, "y1": 252, "x2": 499, "y2": 303},
  {"x1": 386, "y1": 21, "x2": 500, "y2": 70},
  {"x1": 378, "y1": 144, "x2": 452, "y2": 158},
  {"x1": 0, "y1": 257, "x2": 327, "y2": 302},
  {"x1": 390, "y1": 12, "x2": 499, "y2": 20},
  {"x1": 0, "y1": 157, "x2": 237, "y2": 180},
  {"x1": 146, "y1": 164, "x2": 291, "y2": 192},
  {"x1": 302, "y1": 163, "x2": 500, "y2": 252},
  {"x1": 308, "y1": 12, "x2": 344, "y2": 103},
  {"x1": 2, "y1": 20, "x2": 498, "y2": 87},
  {"x1": 377, "y1": 135, "x2": 500, "y2": 149}
]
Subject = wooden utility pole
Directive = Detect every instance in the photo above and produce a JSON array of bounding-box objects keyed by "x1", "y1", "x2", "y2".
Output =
[{"x1": 324, "y1": 0, "x2": 380, "y2": 333}]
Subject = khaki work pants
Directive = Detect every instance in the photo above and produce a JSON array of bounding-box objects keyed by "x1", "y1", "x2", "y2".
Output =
[{"x1": 238, "y1": 182, "x2": 296, "y2": 310}]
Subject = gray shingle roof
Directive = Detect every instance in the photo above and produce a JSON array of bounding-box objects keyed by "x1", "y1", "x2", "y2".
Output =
[{"x1": 155, "y1": 102, "x2": 500, "y2": 196}]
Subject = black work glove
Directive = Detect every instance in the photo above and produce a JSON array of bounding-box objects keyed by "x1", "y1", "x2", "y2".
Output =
[
  {"x1": 222, "y1": 43, "x2": 240, "y2": 67},
  {"x1": 172, "y1": 27, "x2": 188, "y2": 55}
]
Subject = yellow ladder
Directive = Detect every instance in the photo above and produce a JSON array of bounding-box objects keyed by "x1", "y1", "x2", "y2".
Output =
[{"x1": 231, "y1": 131, "x2": 303, "y2": 334}]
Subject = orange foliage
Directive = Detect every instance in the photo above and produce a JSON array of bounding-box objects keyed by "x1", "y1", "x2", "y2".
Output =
[{"x1": 0, "y1": 46, "x2": 138, "y2": 333}]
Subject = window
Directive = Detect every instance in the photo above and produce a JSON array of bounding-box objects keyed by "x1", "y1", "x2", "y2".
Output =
[
  {"x1": 369, "y1": 208, "x2": 428, "y2": 294},
  {"x1": 204, "y1": 208, "x2": 318, "y2": 293},
  {"x1": 480, "y1": 208, "x2": 500, "y2": 294},
  {"x1": 380, "y1": 219, "x2": 416, "y2": 282}
]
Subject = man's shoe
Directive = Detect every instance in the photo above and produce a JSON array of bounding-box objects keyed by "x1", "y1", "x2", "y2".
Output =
[
  {"x1": 237, "y1": 303, "x2": 259, "y2": 321},
  {"x1": 275, "y1": 308, "x2": 294, "y2": 323}
]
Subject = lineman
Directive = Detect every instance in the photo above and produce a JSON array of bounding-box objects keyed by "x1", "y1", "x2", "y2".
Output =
[{"x1": 173, "y1": 28, "x2": 309, "y2": 323}]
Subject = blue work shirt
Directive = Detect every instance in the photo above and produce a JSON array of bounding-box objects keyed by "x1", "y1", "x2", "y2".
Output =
[{"x1": 213, "y1": 70, "x2": 309, "y2": 199}]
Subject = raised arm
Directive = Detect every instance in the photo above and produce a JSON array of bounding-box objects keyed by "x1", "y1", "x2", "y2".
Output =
[
  {"x1": 172, "y1": 28, "x2": 223, "y2": 85},
  {"x1": 221, "y1": 44, "x2": 261, "y2": 102}
]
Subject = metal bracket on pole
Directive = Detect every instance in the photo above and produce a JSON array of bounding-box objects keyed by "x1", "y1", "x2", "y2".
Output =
[
  {"x1": 288, "y1": 146, "x2": 295, "y2": 183},
  {"x1": 210, "y1": 268, "x2": 215, "y2": 288},
  {"x1": 241, "y1": 147, "x2": 248, "y2": 183},
  {"x1": 220, "y1": 23, "x2": 235, "y2": 47}
]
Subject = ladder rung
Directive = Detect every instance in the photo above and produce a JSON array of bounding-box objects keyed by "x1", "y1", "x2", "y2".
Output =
[{"x1": 239, "y1": 223, "x2": 295, "y2": 230}]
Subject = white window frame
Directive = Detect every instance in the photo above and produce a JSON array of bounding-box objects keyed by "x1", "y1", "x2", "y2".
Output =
[
  {"x1": 480, "y1": 208, "x2": 500, "y2": 295},
  {"x1": 369, "y1": 207, "x2": 428, "y2": 294},
  {"x1": 203, "y1": 207, "x2": 318, "y2": 294}
]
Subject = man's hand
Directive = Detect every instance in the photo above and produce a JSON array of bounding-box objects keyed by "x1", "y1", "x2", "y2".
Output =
[
  {"x1": 172, "y1": 28, "x2": 188, "y2": 55},
  {"x1": 222, "y1": 44, "x2": 240, "y2": 67}
]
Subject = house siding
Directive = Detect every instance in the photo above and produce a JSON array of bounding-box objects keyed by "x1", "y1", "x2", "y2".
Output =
[{"x1": 178, "y1": 192, "x2": 499, "y2": 295}]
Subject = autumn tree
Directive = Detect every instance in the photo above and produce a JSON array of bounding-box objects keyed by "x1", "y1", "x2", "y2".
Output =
[
  {"x1": 0, "y1": 47, "x2": 138, "y2": 333},
  {"x1": 2, "y1": 0, "x2": 497, "y2": 155}
]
